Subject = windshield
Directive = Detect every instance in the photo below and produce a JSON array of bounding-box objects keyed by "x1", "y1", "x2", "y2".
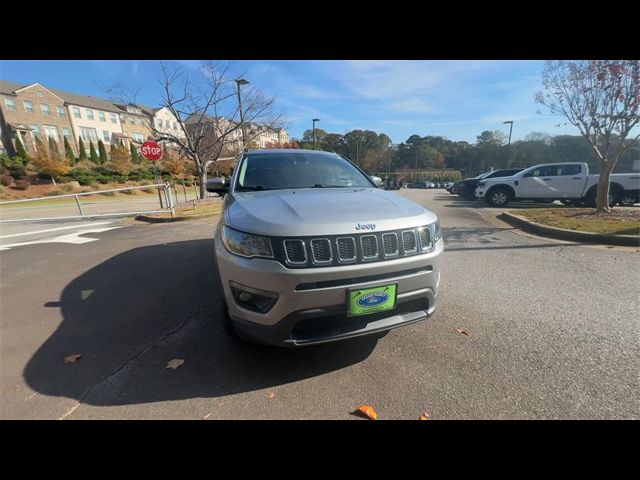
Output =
[{"x1": 235, "y1": 152, "x2": 375, "y2": 191}]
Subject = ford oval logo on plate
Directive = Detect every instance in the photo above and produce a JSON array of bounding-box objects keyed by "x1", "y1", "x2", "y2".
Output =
[{"x1": 357, "y1": 292, "x2": 389, "y2": 308}]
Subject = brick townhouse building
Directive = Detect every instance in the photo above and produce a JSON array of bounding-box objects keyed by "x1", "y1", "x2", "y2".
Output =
[
  {"x1": 0, "y1": 81, "x2": 75, "y2": 156},
  {"x1": 0, "y1": 79, "x2": 288, "y2": 159}
]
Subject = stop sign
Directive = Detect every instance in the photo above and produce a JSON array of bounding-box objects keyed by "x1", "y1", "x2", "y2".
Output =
[{"x1": 140, "y1": 141, "x2": 163, "y2": 161}]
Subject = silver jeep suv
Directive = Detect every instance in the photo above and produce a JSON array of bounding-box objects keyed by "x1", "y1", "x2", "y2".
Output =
[{"x1": 209, "y1": 149, "x2": 443, "y2": 347}]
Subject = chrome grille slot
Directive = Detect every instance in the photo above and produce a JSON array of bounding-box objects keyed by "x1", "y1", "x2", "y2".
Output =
[
  {"x1": 310, "y1": 238, "x2": 332, "y2": 264},
  {"x1": 418, "y1": 227, "x2": 432, "y2": 251},
  {"x1": 284, "y1": 239, "x2": 307, "y2": 265},
  {"x1": 381, "y1": 232, "x2": 399, "y2": 257},
  {"x1": 336, "y1": 237, "x2": 356, "y2": 263},
  {"x1": 360, "y1": 235, "x2": 379, "y2": 260},
  {"x1": 401, "y1": 230, "x2": 417, "y2": 254}
]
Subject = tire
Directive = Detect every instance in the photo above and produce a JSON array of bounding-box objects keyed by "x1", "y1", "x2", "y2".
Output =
[
  {"x1": 485, "y1": 188, "x2": 511, "y2": 207},
  {"x1": 586, "y1": 190, "x2": 618, "y2": 208},
  {"x1": 560, "y1": 199, "x2": 573, "y2": 206}
]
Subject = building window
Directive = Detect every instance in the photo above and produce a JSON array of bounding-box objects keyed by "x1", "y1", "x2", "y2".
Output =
[
  {"x1": 4, "y1": 97, "x2": 16, "y2": 111},
  {"x1": 57, "y1": 106, "x2": 66, "y2": 118},
  {"x1": 86, "y1": 109, "x2": 94, "y2": 121},
  {"x1": 79, "y1": 127, "x2": 98, "y2": 143},
  {"x1": 109, "y1": 113, "x2": 117, "y2": 124},
  {"x1": 156, "y1": 119, "x2": 163, "y2": 129},
  {"x1": 72, "y1": 107, "x2": 81, "y2": 118},
  {"x1": 133, "y1": 133, "x2": 145, "y2": 143},
  {"x1": 165, "y1": 120, "x2": 170, "y2": 128},
  {"x1": 103, "y1": 130, "x2": 110, "y2": 142},
  {"x1": 37, "y1": 92, "x2": 44, "y2": 98},
  {"x1": 99, "y1": 111, "x2": 106, "y2": 122},
  {"x1": 23, "y1": 101, "x2": 34, "y2": 113},
  {"x1": 129, "y1": 116, "x2": 135, "y2": 125},
  {"x1": 172, "y1": 122, "x2": 177, "y2": 129},
  {"x1": 137, "y1": 117, "x2": 144, "y2": 126},
  {"x1": 44, "y1": 125, "x2": 60, "y2": 142},
  {"x1": 29, "y1": 124, "x2": 40, "y2": 137},
  {"x1": 40, "y1": 103, "x2": 51, "y2": 116},
  {"x1": 63, "y1": 128, "x2": 72, "y2": 140}
]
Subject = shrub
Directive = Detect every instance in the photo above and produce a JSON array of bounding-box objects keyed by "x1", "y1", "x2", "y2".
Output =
[
  {"x1": 100, "y1": 190, "x2": 116, "y2": 196},
  {"x1": 13, "y1": 179, "x2": 29, "y2": 190},
  {"x1": 61, "y1": 184, "x2": 76, "y2": 193},
  {"x1": 0, "y1": 175, "x2": 14, "y2": 186},
  {"x1": 46, "y1": 189, "x2": 64, "y2": 196}
]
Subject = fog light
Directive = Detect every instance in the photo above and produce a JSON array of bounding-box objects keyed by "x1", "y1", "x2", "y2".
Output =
[
  {"x1": 238, "y1": 292, "x2": 253, "y2": 302},
  {"x1": 230, "y1": 281, "x2": 278, "y2": 314}
]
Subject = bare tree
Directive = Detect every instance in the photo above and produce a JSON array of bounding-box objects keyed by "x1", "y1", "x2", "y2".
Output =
[
  {"x1": 107, "y1": 61, "x2": 286, "y2": 199},
  {"x1": 536, "y1": 60, "x2": 640, "y2": 212}
]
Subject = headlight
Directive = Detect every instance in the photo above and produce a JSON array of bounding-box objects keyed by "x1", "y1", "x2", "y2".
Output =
[
  {"x1": 222, "y1": 225, "x2": 273, "y2": 259},
  {"x1": 432, "y1": 220, "x2": 442, "y2": 242}
]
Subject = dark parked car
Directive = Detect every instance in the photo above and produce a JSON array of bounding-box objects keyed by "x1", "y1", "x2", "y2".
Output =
[{"x1": 456, "y1": 169, "x2": 522, "y2": 200}]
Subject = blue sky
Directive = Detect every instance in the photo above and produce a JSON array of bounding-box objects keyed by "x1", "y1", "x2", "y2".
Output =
[{"x1": 0, "y1": 60, "x2": 579, "y2": 143}]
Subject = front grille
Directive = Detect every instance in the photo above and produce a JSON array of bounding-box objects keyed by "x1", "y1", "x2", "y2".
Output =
[
  {"x1": 402, "y1": 230, "x2": 417, "y2": 254},
  {"x1": 336, "y1": 237, "x2": 356, "y2": 262},
  {"x1": 382, "y1": 233, "x2": 399, "y2": 257},
  {"x1": 419, "y1": 227, "x2": 432, "y2": 251},
  {"x1": 284, "y1": 239, "x2": 306, "y2": 264},
  {"x1": 277, "y1": 224, "x2": 436, "y2": 268},
  {"x1": 310, "y1": 238, "x2": 332, "y2": 263},
  {"x1": 360, "y1": 235, "x2": 379, "y2": 260}
]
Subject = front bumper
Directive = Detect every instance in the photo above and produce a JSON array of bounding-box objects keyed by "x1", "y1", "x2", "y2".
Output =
[
  {"x1": 214, "y1": 237, "x2": 443, "y2": 347},
  {"x1": 475, "y1": 187, "x2": 485, "y2": 198}
]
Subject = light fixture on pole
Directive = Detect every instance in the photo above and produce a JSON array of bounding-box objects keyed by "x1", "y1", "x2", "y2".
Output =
[
  {"x1": 503, "y1": 120, "x2": 514, "y2": 168},
  {"x1": 312, "y1": 118, "x2": 320, "y2": 150},
  {"x1": 236, "y1": 79, "x2": 250, "y2": 146}
]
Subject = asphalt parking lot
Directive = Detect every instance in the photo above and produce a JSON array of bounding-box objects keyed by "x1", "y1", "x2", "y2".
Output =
[{"x1": 1, "y1": 189, "x2": 638, "y2": 419}]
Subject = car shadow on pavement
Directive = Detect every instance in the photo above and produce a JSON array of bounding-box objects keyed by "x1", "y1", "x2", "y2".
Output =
[{"x1": 23, "y1": 239, "x2": 379, "y2": 407}]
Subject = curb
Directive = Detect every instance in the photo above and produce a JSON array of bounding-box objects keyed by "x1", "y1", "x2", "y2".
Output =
[{"x1": 499, "y1": 212, "x2": 640, "y2": 246}]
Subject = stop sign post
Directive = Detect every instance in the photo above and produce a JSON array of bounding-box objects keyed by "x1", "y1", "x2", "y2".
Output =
[{"x1": 139, "y1": 141, "x2": 164, "y2": 207}]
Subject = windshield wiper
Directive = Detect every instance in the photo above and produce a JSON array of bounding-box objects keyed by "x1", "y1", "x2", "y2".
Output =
[
  {"x1": 311, "y1": 184, "x2": 350, "y2": 188},
  {"x1": 237, "y1": 185, "x2": 275, "y2": 191}
]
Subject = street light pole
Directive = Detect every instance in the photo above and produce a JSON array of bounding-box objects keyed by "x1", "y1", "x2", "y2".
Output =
[
  {"x1": 503, "y1": 120, "x2": 514, "y2": 168},
  {"x1": 312, "y1": 118, "x2": 320, "y2": 150},
  {"x1": 236, "y1": 79, "x2": 250, "y2": 147}
]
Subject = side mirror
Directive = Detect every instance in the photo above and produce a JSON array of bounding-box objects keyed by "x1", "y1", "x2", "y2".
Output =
[{"x1": 206, "y1": 177, "x2": 228, "y2": 194}]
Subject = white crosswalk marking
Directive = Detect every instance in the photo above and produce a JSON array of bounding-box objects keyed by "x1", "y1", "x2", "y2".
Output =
[{"x1": 0, "y1": 225, "x2": 123, "y2": 251}]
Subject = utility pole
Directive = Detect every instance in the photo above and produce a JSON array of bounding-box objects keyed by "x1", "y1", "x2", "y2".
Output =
[
  {"x1": 503, "y1": 120, "x2": 514, "y2": 168},
  {"x1": 312, "y1": 118, "x2": 320, "y2": 150},
  {"x1": 236, "y1": 79, "x2": 250, "y2": 146}
]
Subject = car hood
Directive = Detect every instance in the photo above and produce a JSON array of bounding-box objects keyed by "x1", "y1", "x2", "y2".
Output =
[{"x1": 226, "y1": 188, "x2": 437, "y2": 237}]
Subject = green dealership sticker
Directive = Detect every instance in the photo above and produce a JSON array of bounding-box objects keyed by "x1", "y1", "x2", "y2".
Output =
[{"x1": 348, "y1": 284, "x2": 397, "y2": 317}]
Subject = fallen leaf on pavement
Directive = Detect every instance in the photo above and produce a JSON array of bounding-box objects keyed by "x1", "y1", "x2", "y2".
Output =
[
  {"x1": 419, "y1": 412, "x2": 430, "y2": 420},
  {"x1": 353, "y1": 405, "x2": 378, "y2": 420},
  {"x1": 64, "y1": 354, "x2": 82, "y2": 364},
  {"x1": 166, "y1": 358, "x2": 184, "y2": 369},
  {"x1": 267, "y1": 392, "x2": 275, "y2": 399},
  {"x1": 455, "y1": 328, "x2": 469, "y2": 336}
]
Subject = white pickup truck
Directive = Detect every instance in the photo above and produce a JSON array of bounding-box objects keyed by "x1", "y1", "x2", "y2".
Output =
[{"x1": 475, "y1": 162, "x2": 640, "y2": 207}]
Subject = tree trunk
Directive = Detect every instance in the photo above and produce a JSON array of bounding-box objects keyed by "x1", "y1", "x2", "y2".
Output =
[{"x1": 595, "y1": 162, "x2": 615, "y2": 213}]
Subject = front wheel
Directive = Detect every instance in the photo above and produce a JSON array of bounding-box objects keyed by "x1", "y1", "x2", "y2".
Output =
[{"x1": 485, "y1": 188, "x2": 511, "y2": 207}]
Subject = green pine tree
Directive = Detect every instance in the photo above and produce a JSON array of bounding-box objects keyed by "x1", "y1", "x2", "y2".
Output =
[
  {"x1": 129, "y1": 142, "x2": 140, "y2": 163},
  {"x1": 15, "y1": 136, "x2": 30, "y2": 160},
  {"x1": 78, "y1": 136, "x2": 88, "y2": 161},
  {"x1": 48, "y1": 137, "x2": 61, "y2": 160},
  {"x1": 89, "y1": 141, "x2": 99, "y2": 164},
  {"x1": 63, "y1": 137, "x2": 76, "y2": 163},
  {"x1": 98, "y1": 139, "x2": 108, "y2": 165}
]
